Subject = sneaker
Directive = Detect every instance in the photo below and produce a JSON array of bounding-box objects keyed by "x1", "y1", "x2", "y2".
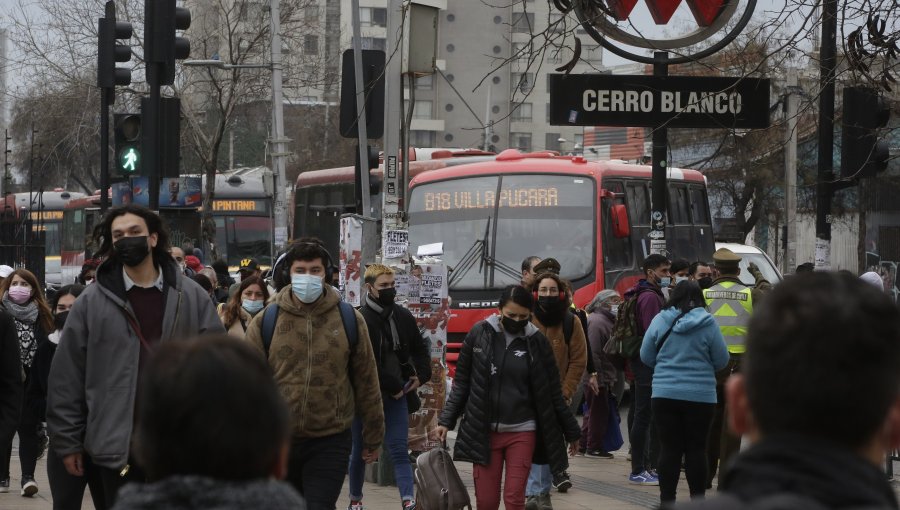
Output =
[
  {"x1": 21, "y1": 476, "x2": 38, "y2": 497},
  {"x1": 552, "y1": 471, "x2": 572, "y2": 493},
  {"x1": 348, "y1": 501, "x2": 364, "y2": 510},
  {"x1": 402, "y1": 500, "x2": 417, "y2": 510},
  {"x1": 585, "y1": 449, "x2": 614, "y2": 459},
  {"x1": 628, "y1": 470, "x2": 659, "y2": 486},
  {"x1": 0, "y1": 478, "x2": 8, "y2": 493},
  {"x1": 539, "y1": 491, "x2": 554, "y2": 510},
  {"x1": 525, "y1": 495, "x2": 540, "y2": 510},
  {"x1": 577, "y1": 447, "x2": 586, "y2": 456}
]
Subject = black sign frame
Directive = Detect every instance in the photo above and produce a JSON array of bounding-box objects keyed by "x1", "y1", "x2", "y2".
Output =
[{"x1": 549, "y1": 74, "x2": 770, "y2": 129}]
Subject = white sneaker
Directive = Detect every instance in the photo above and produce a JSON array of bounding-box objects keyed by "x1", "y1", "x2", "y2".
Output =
[{"x1": 21, "y1": 477, "x2": 38, "y2": 497}]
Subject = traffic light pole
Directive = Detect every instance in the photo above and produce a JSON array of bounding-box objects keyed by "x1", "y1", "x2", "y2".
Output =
[
  {"x1": 146, "y1": 64, "x2": 161, "y2": 211},
  {"x1": 100, "y1": 87, "x2": 111, "y2": 213},
  {"x1": 814, "y1": 0, "x2": 837, "y2": 270},
  {"x1": 350, "y1": 0, "x2": 371, "y2": 217},
  {"x1": 270, "y1": 0, "x2": 289, "y2": 252},
  {"x1": 649, "y1": 51, "x2": 668, "y2": 256}
]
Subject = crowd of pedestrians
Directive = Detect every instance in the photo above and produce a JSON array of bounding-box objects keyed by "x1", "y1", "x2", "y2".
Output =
[{"x1": 0, "y1": 203, "x2": 898, "y2": 510}]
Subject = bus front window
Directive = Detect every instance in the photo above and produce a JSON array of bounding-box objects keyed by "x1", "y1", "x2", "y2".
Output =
[
  {"x1": 409, "y1": 174, "x2": 596, "y2": 290},
  {"x1": 214, "y1": 216, "x2": 273, "y2": 267}
]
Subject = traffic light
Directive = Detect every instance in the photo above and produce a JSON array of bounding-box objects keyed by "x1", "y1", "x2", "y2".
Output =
[
  {"x1": 145, "y1": 0, "x2": 191, "y2": 86},
  {"x1": 841, "y1": 87, "x2": 891, "y2": 180},
  {"x1": 97, "y1": 1, "x2": 133, "y2": 90},
  {"x1": 354, "y1": 145, "x2": 381, "y2": 212},
  {"x1": 114, "y1": 113, "x2": 141, "y2": 176}
]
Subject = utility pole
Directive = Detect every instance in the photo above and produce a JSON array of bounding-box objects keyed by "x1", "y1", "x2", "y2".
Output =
[
  {"x1": 270, "y1": 0, "x2": 290, "y2": 251},
  {"x1": 784, "y1": 68, "x2": 798, "y2": 273},
  {"x1": 382, "y1": 0, "x2": 404, "y2": 239},
  {"x1": 649, "y1": 51, "x2": 668, "y2": 256},
  {"x1": 350, "y1": 0, "x2": 372, "y2": 217},
  {"x1": 814, "y1": 0, "x2": 836, "y2": 270}
]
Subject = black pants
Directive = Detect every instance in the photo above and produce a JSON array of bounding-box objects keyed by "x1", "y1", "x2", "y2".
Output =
[
  {"x1": 629, "y1": 358, "x2": 655, "y2": 474},
  {"x1": 286, "y1": 429, "x2": 352, "y2": 510},
  {"x1": 707, "y1": 356, "x2": 742, "y2": 488},
  {"x1": 652, "y1": 397, "x2": 715, "y2": 503},
  {"x1": 2, "y1": 368, "x2": 38, "y2": 480},
  {"x1": 46, "y1": 449, "x2": 107, "y2": 510}
]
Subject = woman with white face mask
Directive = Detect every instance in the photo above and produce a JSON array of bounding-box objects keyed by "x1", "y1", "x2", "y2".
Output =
[
  {"x1": 0, "y1": 269, "x2": 54, "y2": 497},
  {"x1": 219, "y1": 276, "x2": 270, "y2": 339}
]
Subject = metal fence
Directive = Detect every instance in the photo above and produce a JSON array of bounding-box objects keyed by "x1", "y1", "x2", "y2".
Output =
[{"x1": 0, "y1": 215, "x2": 46, "y2": 286}]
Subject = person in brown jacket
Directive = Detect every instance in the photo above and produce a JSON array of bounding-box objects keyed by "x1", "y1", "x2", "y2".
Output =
[
  {"x1": 525, "y1": 272, "x2": 587, "y2": 509},
  {"x1": 245, "y1": 239, "x2": 384, "y2": 510}
]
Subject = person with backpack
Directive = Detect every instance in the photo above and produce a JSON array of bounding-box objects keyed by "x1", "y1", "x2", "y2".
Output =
[
  {"x1": 640, "y1": 281, "x2": 728, "y2": 506},
  {"x1": 525, "y1": 272, "x2": 587, "y2": 509},
  {"x1": 434, "y1": 285, "x2": 580, "y2": 510},
  {"x1": 347, "y1": 264, "x2": 431, "y2": 510},
  {"x1": 621, "y1": 254, "x2": 670, "y2": 486},
  {"x1": 244, "y1": 239, "x2": 384, "y2": 510}
]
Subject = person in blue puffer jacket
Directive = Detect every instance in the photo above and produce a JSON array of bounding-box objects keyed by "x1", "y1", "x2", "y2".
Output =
[{"x1": 640, "y1": 280, "x2": 729, "y2": 507}]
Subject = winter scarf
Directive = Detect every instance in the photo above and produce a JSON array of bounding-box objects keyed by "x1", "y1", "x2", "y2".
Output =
[
  {"x1": 365, "y1": 293, "x2": 400, "y2": 351},
  {"x1": 2, "y1": 292, "x2": 38, "y2": 324}
]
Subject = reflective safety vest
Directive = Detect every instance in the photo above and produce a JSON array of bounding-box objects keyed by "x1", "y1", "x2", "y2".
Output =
[{"x1": 703, "y1": 281, "x2": 753, "y2": 354}]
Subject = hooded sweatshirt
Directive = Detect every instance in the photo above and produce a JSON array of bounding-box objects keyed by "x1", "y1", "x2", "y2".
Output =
[
  {"x1": 245, "y1": 286, "x2": 385, "y2": 450},
  {"x1": 111, "y1": 476, "x2": 306, "y2": 510},
  {"x1": 639, "y1": 307, "x2": 729, "y2": 404},
  {"x1": 485, "y1": 315, "x2": 537, "y2": 432}
]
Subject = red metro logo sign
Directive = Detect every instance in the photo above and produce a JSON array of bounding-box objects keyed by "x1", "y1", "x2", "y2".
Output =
[{"x1": 573, "y1": 0, "x2": 757, "y2": 64}]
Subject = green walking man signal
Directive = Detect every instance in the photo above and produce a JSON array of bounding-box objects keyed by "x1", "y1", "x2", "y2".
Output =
[{"x1": 121, "y1": 148, "x2": 139, "y2": 173}]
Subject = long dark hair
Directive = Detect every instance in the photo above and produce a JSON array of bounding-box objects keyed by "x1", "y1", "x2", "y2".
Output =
[
  {"x1": 664, "y1": 280, "x2": 707, "y2": 314},
  {"x1": 222, "y1": 276, "x2": 270, "y2": 328},
  {"x1": 94, "y1": 205, "x2": 171, "y2": 267},
  {"x1": 51, "y1": 284, "x2": 85, "y2": 311}
]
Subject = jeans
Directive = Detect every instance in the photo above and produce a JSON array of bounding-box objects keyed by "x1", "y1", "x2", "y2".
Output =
[
  {"x1": 287, "y1": 430, "x2": 352, "y2": 510},
  {"x1": 525, "y1": 463, "x2": 551, "y2": 496},
  {"x1": 630, "y1": 357, "x2": 654, "y2": 475},
  {"x1": 349, "y1": 394, "x2": 413, "y2": 502},
  {"x1": 652, "y1": 398, "x2": 715, "y2": 503},
  {"x1": 581, "y1": 383, "x2": 610, "y2": 451},
  {"x1": 473, "y1": 431, "x2": 535, "y2": 510},
  {"x1": 46, "y1": 448, "x2": 107, "y2": 510}
]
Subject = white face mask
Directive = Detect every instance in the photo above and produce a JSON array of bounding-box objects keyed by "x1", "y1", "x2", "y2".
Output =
[{"x1": 609, "y1": 304, "x2": 620, "y2": 317}]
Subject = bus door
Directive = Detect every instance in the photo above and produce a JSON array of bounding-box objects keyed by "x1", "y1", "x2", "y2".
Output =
[{"x1": 600, "y1": 180, "x2": 637, "y2": 293}]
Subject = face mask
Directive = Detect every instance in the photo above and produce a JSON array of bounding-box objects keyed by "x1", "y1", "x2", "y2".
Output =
[
  {"x1": 8, "y1": 286, "x2": 32, "y2": 304},
  {"x1": 292, "y1": 274, "x2": 323, "y2": 303},
  {"x1": 375, "y1": 287, "x2": 397, "y2": 307},
  {"x1": 658, "y1": 276, "x2": 672, "y2": 288},
  {"x1": 54, "y1": 311, "x2": 69, "y2": 331},
  {"x1": 242, "y1": 299, "x2": 264, "y2": 314},
  {"x1": 114, "y1": 236, "x2": 151, "y2": 267},
  {"x1": 609, "y1": 304, "x2": 620, "y2": 317},
  {"x1": 501, "y1": 315, "x2": 529, "y2": 335},
  {"x1": 698, "y1": 276, "x2": 713, "y2": 289},
  {"x1": 537, "y1": 295, "x2": 562, "y2": 310},
  {"x1": 178, "y1": 262, "x2": 187, "y2": 273},
  {"x1": 675, "y1": 276, "x2": 689, "y2": 284}
]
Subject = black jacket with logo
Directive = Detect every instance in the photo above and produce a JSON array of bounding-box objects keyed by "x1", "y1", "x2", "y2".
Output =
[
  {"x1": 359, "y1": 301, "x2": 431, "y2": 397},
  {"x1": 439, "y1": 316, "x2": 580, "y2": 473}
]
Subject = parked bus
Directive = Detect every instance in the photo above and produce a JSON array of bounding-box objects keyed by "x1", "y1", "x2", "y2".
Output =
[
  {"x1": 293, "y1": 148, "x2": 495, "y2": 256},
  {"x1": 406, "y1": 149, "x2": 715, "y2": 375},
  {"x1": 9, "y1": 191, "x2": 86, "y2": 289}
]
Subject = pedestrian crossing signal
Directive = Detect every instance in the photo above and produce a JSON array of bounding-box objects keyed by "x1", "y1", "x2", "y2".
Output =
[{"x1": 114, "y1": 113, "x2": 141, "y2": 176}]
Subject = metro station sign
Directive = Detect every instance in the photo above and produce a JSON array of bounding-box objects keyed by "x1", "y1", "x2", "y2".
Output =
[{"x1": 549, "y1": 74, "x2": 770, "y2": 129}]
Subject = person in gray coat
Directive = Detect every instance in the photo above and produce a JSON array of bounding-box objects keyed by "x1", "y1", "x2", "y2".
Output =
[{"x1": 47, "y1": 205, "x2": 225, "y2": 510}]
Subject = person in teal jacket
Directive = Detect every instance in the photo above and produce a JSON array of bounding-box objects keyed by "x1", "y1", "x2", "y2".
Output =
[{"x1": 640, "y1": 280, "x2": 728, "y2": 507}]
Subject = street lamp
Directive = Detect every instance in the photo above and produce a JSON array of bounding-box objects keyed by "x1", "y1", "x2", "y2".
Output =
[{"x1": 183, "y1": 53, "x2": 290, "y2": 253}]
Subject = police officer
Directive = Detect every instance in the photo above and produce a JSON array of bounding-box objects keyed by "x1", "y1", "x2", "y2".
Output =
[{"x1": 703, "y1": 248, "x2": 769, "y2": 487}]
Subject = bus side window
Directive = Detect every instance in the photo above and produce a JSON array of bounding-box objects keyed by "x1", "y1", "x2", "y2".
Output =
[
  {"x1": 690, "y1": 186, "x2": 711, "y2": 226},
  {"x1": 603, "y1": 181, "x2": 632, "y2": 271},
  {"x1": 625, "y1": 182, "x2": 650, "y2": 225}
]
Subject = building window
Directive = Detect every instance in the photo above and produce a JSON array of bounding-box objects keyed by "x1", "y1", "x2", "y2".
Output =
[
  {"x1": 511, "y1": 102, "x2": 532, "y2": 122},
  {"x1": 585, "y1": 45, "x2": 603, "y2": 62},
  {"x1": 415, "y1": 74, "x2": 433, "y2": 90},
  {"x1": 303, "y1": 35, "x2": 319, "y2": 55},
  {"x1": 361, "y1": 7, "x2": 388, "y2": 27},
  {"x1": 549, "y1": 13, "x2": 564, "y2": 33},
  {"x1": 304, "y1": 6, "x2": 318, "y2": 23},
  {"x1": 410, "y1": 130, "x2": 436, "y2": 147},
  {"x1": 546, "y1": 133, "x2": 561, "y2": 152},
  {"x1": 574, "y1": 133, "x2": 584, "y2": 147},
  {"x1": 413, "y1": 100, "x2": 433, "y2": 119},
  {"x1": 511, "y1": 72, "x2": 533, "y2": 95},
  {"x1": 511, "y1": 132, "x2": 532, "y2": 152},
  {"x1": 353, "y1": 37, "x2": 386, "y2": 51},
  {"x1": 512, "y1": 42, "x2": 530, "y2": 60},
  {"x1": 512, "y1": 12, "x2": 534, "y2": 33}
]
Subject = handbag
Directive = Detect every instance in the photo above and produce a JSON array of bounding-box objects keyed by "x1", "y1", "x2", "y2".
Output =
[{"x1": 602, "y1": 394, "x2": 624, "y2": 452}]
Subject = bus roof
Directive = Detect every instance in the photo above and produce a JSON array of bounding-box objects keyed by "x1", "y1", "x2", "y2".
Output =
[
  {"x1": 13, "y1": 191, "x2": 86, "y2": 210},
  {"x1": 296, "y1": 155, "x2": 496, "y2": 187},
  {"x1": 409, "y1": 149, "x2": 706, "y2": 186}
]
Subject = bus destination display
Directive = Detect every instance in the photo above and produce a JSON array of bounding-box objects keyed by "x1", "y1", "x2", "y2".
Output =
[{"x1": 423, "y1": 187, "x2": 560, "y2": 211}]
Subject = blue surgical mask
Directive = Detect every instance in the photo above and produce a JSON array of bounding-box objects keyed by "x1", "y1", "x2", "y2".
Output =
[
  {"x1": 242, "y1": 299, "x2": 264, "y2": 314},
  {"x1": 659, "y1": 276, "x2": 672, "y2": 288},
  {"x1": 292, "y1": 273, "x2": 324, "y2": 303},
  {"x1": 675, "y1": 276, "x2": 689, "y2": 284}
]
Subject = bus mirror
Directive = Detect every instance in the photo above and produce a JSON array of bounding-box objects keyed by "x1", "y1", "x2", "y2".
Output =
[{"x1": 611, "y1": 204, "x2": 630, "y2": 238}]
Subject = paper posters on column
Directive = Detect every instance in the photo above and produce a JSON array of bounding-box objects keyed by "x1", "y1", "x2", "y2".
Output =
[
  {"x1": 339, "y1": 216, "x2": 363, "y2": 306},
  {"x1": 395, "y1": 261, "x2": 449, "y2": 453},
  {"x1": 383, "y1": 230, "x2": 409, "y2": 260}
]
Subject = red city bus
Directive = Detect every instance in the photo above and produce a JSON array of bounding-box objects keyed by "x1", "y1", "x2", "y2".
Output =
[{"x1": 407, "y1": 149, "x2": 715, "y2": 375}]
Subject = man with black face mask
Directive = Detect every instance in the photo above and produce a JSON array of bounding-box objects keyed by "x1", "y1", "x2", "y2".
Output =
[
  {"x1": 689, "y1": 261, "x2": 714, "y2": 290},
  {"x1": 47, "y1": 205, "x2": 224, "y2": 510},
  {"x1": 526, "y1": 272, "x2": 586, "y2": 509},
  {"x1": 349, "y1": 264, "x2": 431, "y2": 510}
]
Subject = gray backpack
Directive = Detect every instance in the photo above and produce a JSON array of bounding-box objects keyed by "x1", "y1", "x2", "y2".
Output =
[{"x1": 414, "y1": 445, "x2": 472, "y2": 510}]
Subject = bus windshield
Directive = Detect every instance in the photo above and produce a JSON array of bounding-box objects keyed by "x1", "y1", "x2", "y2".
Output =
[
  {"x1": 409, "y1": 174, "x2": 595, "y2": 290},
  {"x1": 215, "y1": 216, "x2": 273, "y2": 267}
]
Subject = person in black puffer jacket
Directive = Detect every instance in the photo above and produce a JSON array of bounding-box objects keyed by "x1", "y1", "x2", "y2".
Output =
[{"x1": 435, "y1": 285, "x2": 580, "y2": 510}]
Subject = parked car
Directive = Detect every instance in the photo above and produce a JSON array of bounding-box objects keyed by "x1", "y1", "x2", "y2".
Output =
[{"x1": 715, "y1": 242, "x2": 783, "y2": 287}]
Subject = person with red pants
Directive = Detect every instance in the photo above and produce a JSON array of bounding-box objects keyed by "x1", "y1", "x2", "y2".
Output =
[
  {"x1": 581, "y1": 290, "x2": 622, "y2": 458},
  {"x1": 435, "y1": 285, "x2": 580, "y2": 510}
]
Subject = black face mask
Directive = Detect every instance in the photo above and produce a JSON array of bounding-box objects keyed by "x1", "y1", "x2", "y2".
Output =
[
  {"x1": 375, "y1": 287, "x2": 397, "y2": 307},
  {"x1": 535, "y1": 295, "x2": 567, "y2": 326},
  {"x1": 698, "y1": 277, "x2": 714, "y2": 290},
  {"x1": 501, "y1": 315, "x2": 529, "y2": 335},
  {"x1": 114, "y1": 236, "x2": 151, "y2": 267},
  {"x1": 54, "y1": 311, "x2": 69, "y2": 332}
]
